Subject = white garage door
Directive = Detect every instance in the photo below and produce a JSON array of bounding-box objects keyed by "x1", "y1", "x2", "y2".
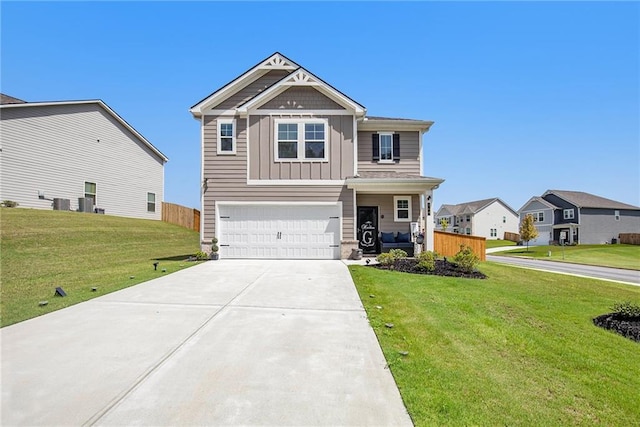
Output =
[{"x1": 217, "y1": 204, "x2": 341, "y2": 259}]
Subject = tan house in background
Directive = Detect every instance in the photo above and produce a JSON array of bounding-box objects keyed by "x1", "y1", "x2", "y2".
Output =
[{"x1": 190, "y1": 52, "x2": 444, "y2": 259}]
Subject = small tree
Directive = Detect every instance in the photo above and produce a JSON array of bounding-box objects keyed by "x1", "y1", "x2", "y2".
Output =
[
  {"x1": 519, "y1": 214, "x2": 538, "y2": 252},
  {"x1": 439, "y1": 218, "x2": 449, "y2": 232}
]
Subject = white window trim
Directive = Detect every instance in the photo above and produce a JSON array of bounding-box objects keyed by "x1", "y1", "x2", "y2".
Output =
[
  {"x1": 393, "y1": 196, "x2": 412, "y2": 222},
  {"x1": 563, "y1": 208, "x2": 574, "y2": 220},
  {"x1": 378, "y1": 132, "x2": 394, "y2": 163},
  {"x1": 274, "y1": 118, "x2": 329, "y2": 162},
  {"x1": 84, "y1": 181, "x2": 96, "y2": 204},
  {"x1": 147, "y1": 192, "x2": 156, "y2": 213},
  {"x1": 217, "y1": 118, "x2": 236, "y2": 155},
  {"x1": 615, "y1": 210, "x2": 620, "y2": 221}
]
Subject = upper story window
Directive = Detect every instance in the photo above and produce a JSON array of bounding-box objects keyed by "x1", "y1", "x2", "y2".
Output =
[
  {"x1": 466, "y1": 214, "x2": 471, "y2": 222},
  {"x1": 615, "y1": 210, "x2": 620, "y2": 221},
  {"x1": 84, "y1": 181, "x2": 96, "y2": 204},
  {"x1": 490, "y1": 228, "x2": 497, "y2": 237},
  {"x1": 275, "y1": 119, "x2": 328, "y2": 162},
  {"x1": 217, "y1": 119, "x2": 236, "y2": 154},
  {"x1": 531, "y1": 211, "x2": 544, "y2": 222},
  {"x1": 394, "y1": 196, "x2": 412, "y2": 222},
  {"x1": 563, "y1": 209, "x2": 575, "y2": 220},
  {"x1": 503, "y1": 216, "x2": 507, "y2": 223},
  {"x1": 372, "y1": 133, "x2": 400, "y2": 163}
]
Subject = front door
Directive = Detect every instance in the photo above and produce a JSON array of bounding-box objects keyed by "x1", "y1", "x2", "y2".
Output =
[{"x1": 357, "y1": 206, "x2": 379, "y2": 254}]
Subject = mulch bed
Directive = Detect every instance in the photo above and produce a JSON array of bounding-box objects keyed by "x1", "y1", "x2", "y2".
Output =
[
  {"x1": 593, "y1": 314, "x2": 640, "y2": 343},
  {"x1": 371, "y1": 258, "x2": 487, "y2": 279}
]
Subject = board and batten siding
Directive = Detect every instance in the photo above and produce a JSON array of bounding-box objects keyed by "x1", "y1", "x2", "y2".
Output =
[
  {"x1": 357, "y1": 131, "x2": 420, "y2": 174},
  {"x1": 247, "y1": 114, "x2": 354, "y2": 181},
  {"x1": 202, "y1": 115, "x2": 354, "y2": 242},
  {"x1": 1, "y1": 104, "x2": 164, "y2": 219},
  {"x1": 210, "y1": 70, "x2": 291, "y2": 110}
]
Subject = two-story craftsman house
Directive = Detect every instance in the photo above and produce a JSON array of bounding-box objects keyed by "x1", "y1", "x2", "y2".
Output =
[{"x1": 190, "y1": 52, "x2": 444, "y2": 259}]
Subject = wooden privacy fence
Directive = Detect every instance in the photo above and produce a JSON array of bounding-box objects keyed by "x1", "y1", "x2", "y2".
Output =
[
  {"x1": 434, "y1": 231, "x2": 486, "y2": 261},
  {"x1": 504, "y1": 231, "x2": 521, "y2": 242},
  {"x1": 162, "y1": 202, "x2": 200, "y2": 232},
  {"x1": 619, "y1": 233, "x2": 640, "y2": 245}
]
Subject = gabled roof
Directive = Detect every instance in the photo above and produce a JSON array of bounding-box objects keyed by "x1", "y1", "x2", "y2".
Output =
[
  {"x1": 1, "y1": 99, "x2": 168, "y2": 162},
  {"x1": 190, "y1": 52, "x2": 366, "y2": 118},
  {"x1": 0, "y1": 93, "x2": 26, "y2": 104},
  {"x1": 237, "y1": 67, "x2": 366, "y2": 115},
  {"x1": 543, "y1": 190, "x2": 640, "y2": 210},
  {"x1": 518, "y1": 196, "x2": 558, "y2": 213},
  {"x1": 437, "y1": 198, "x2": 517, "y2": 217},
  {"x1": 190, "y1": 52, "x2": 300, "y2": 116}
]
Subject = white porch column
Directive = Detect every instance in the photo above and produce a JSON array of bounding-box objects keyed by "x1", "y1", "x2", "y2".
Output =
[{"x1": 425, "y1": 189, "x2": 435, "y2": 251}]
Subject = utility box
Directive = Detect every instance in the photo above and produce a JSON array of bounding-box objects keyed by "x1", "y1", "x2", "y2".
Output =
[
  {"x1": 78, "y1": 197, "x2": 94, "y2": 213},
  {"x1": 53, "y1": 198, "x2": 70, "y2": 211}
]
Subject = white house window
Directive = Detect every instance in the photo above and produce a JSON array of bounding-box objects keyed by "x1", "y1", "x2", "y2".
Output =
[
  {"x1": 615, "y1": 210, "x2": 620, "y2": 221},
  {"x1": 466, "y1": 214, "x2": 471, "y2": 222},
  {"x1": 380, "y1": 133, "x2": 393, "y2": 161},
  {"x1": 532, "y1": 212, "x2": 544, "y2": 222},
  {"x1": 466, "y1": 227, "x2": 471, "y2": 235},
  {"x1": 217, "y1": 119, "x2": 236, "y2": 154},
  {"x1": 563, "y1": 209, "x2": 575, "y2": 220},
  {"x1": 503, "y1": 216, "x2": 506, "y2": 223},
  {"x1": 84, "y1": 181, "x2": 96, "y2": 204},
  {"x1": 490, "y1": 228, "x2": 497, "y2": 237},
  {"x1": 275, "y1": 119, "x2": 328, "y2": 161},
  {"x1": 394, "y1": 196, "x2": 412, "y2": 222},
  {"x1": 147, "y1": 192, "x2": 156, "y2": 213}
]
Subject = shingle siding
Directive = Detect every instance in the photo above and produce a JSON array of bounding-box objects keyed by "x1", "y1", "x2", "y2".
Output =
[
  {"x1": 256, "y1": 87, "x2": 345, "y2": 110},
  {"x1": 211, "y1": 70, "x2": 291, "y2": 110},
  {"x1": 1, "y1": 104, "x2": 164, "y2": 219}
]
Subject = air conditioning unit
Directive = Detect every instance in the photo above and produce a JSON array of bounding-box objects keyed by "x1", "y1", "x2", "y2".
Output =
[
  {"x1": 78, "y1": 197, "x2": 94, "y2": 213},
  {"x1": 53, "y1": 198, "x2": 70, "y2": 211}
]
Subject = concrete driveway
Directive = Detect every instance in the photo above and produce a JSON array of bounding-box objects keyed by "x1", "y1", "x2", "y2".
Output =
[{"x1": 1, "y1": 260, "x2": 412, "y2": 426}]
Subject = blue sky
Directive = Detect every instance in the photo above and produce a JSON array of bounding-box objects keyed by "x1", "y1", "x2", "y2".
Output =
[{"x1": 2, "y1": 1, "x2": 638, "y2": 212}]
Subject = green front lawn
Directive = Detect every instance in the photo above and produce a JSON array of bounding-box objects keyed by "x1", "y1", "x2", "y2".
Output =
[
  {"x1": 1, "y1": 208, "x2": 202, "y2": 327},
  {"x1": 350, "y1": 263, "x2": 640, "y2": 426},
  {"x1": 485, "y1": 239, "x2": 517, "y2": 249},
  {"x1": 494, "y1": 244, "x2": 640, "y2": 270}
]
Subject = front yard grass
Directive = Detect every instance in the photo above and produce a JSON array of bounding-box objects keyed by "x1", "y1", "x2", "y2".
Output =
[
  {"x1": 494, "y1": 244, "x2": 640, "y2": 270},
  {"x1": 1, "y1": 208, "x2": 201, "y2": 327},
  {"x1": 349, "y1": 262, "x2": 640, "y2": 426},
  {"x1": 485, "y1": 239, "x2": 517, "y2": 249}
]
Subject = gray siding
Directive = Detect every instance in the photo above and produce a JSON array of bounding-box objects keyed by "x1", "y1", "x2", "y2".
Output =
[
  {"x1": 211, "y1": 70, "x2": 291, "y2": 110},
  {"x1": 256, "y1": 87, "x2": 345, "y2": 110},
  {"x1": 202, "y1": 115, "x2": 354, "y2": 242},
  {"x1": 357, "y1": 131, "x2": 420, "y2": 174},
  {"x1": 579, "y1": 208, "x2": 640, "y2": 244},
  {"x1": 245, "y1": 115, "x2": 354, "y2": 180},
  {"x1": 0, "y1": 104, "x2": 164, "y2": 219}
]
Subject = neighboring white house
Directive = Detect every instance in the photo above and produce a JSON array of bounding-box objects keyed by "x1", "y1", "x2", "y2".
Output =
[
  {"x1": 0, "y1": 94, "x2": 168, "y2": 219},
  {"x1": 435, "y1": 197, "x2": 519, "y2": 240}
]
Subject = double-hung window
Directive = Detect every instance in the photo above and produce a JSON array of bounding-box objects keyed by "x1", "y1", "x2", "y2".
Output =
[
  {"x1": 372, "y1": 132, "x2": 400, "y2": 163},
  {"x1": 563, "y1": 209, "x2": 575, "y2": 220},
  {"x1": 275, "y1": 119, "x2": 327, "y2": 161},
  {"x1": 380, "y1": 133, "x2": 393, "y2": 161},
  {"x1": 84, "y1": 182, "x2": 96, "y2": 204},
  {"x1": 394, "y1": 196, "x2": 411, "y2": 222},
  {"x1": 490, "y1": 228, "x2": 497, "y2": 237},
  {"x1": 147, "y1": 192, "x2": 156, "y2": 213},
  {"x1": 217, "y1": 119, "x2": 236, "y2": 154}
]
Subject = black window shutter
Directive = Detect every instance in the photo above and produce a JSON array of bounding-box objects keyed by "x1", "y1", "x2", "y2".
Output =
[
  {"x1": 393, "y1": 133, "x2": 400, "y2": 162},
  {"x1": 372, "y1": 134, "x2": 379, "y2": 161}
]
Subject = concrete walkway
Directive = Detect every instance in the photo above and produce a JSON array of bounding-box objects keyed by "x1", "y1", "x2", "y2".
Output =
[{"x1": 1, "y1": 260, "x2": 412, "y2": 426}]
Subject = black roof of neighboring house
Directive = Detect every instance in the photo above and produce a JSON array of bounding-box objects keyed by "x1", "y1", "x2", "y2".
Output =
[
  {"x1": 543, "y1": 190, "x2": 640, "y2": 210},
  {"x1": 1, "y1": 93, "x2": 27, "y2": 104}
]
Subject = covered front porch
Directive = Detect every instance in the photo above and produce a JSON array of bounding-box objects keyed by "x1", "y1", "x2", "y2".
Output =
[
  {"x1": 346, "y1": 172, "x2": 444, "y2": 256},
  {"x1": 552, "y1": 223, "x2": 580, "y2": 245}
]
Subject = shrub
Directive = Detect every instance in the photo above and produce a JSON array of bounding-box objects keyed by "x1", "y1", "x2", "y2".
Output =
[
  {"x1": 211, "y1": 237, "x2": 219, "y2": 254},
  {"x1": 194, "y1": 251, "x2": 209, "y2": 261},
  {"x1": 611, "y1": 301, "x2": 640, "y2": 319},
  {"x1": 376, "y1": 252, "x2": 395, "y2": 266},
  {"x1": 453, "y1": 245, "x2": 479, "y2": 273},
  {"x1": 1, "y1": 200, "x2": 18, "y2": 208},
  {"x1": 389, "y1": 248, "x2": 408, "y2": 260},
  {"x1": 416, "y1": 251, "x2": 436, "y2": 272}
]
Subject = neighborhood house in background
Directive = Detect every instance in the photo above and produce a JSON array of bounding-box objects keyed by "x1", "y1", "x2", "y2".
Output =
[
  {"x1": 190, "y1": 52, "x2": 444, "y2": 259},
  {"x1": 0, "y1": 93, "x2": 168, "y2": 220},
  {"x1": 434, "y1": 197, "x2": 519, "y2": 240},
  {"x1": 518, "y1": 190, "x2": 640, "y2": 245}
]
